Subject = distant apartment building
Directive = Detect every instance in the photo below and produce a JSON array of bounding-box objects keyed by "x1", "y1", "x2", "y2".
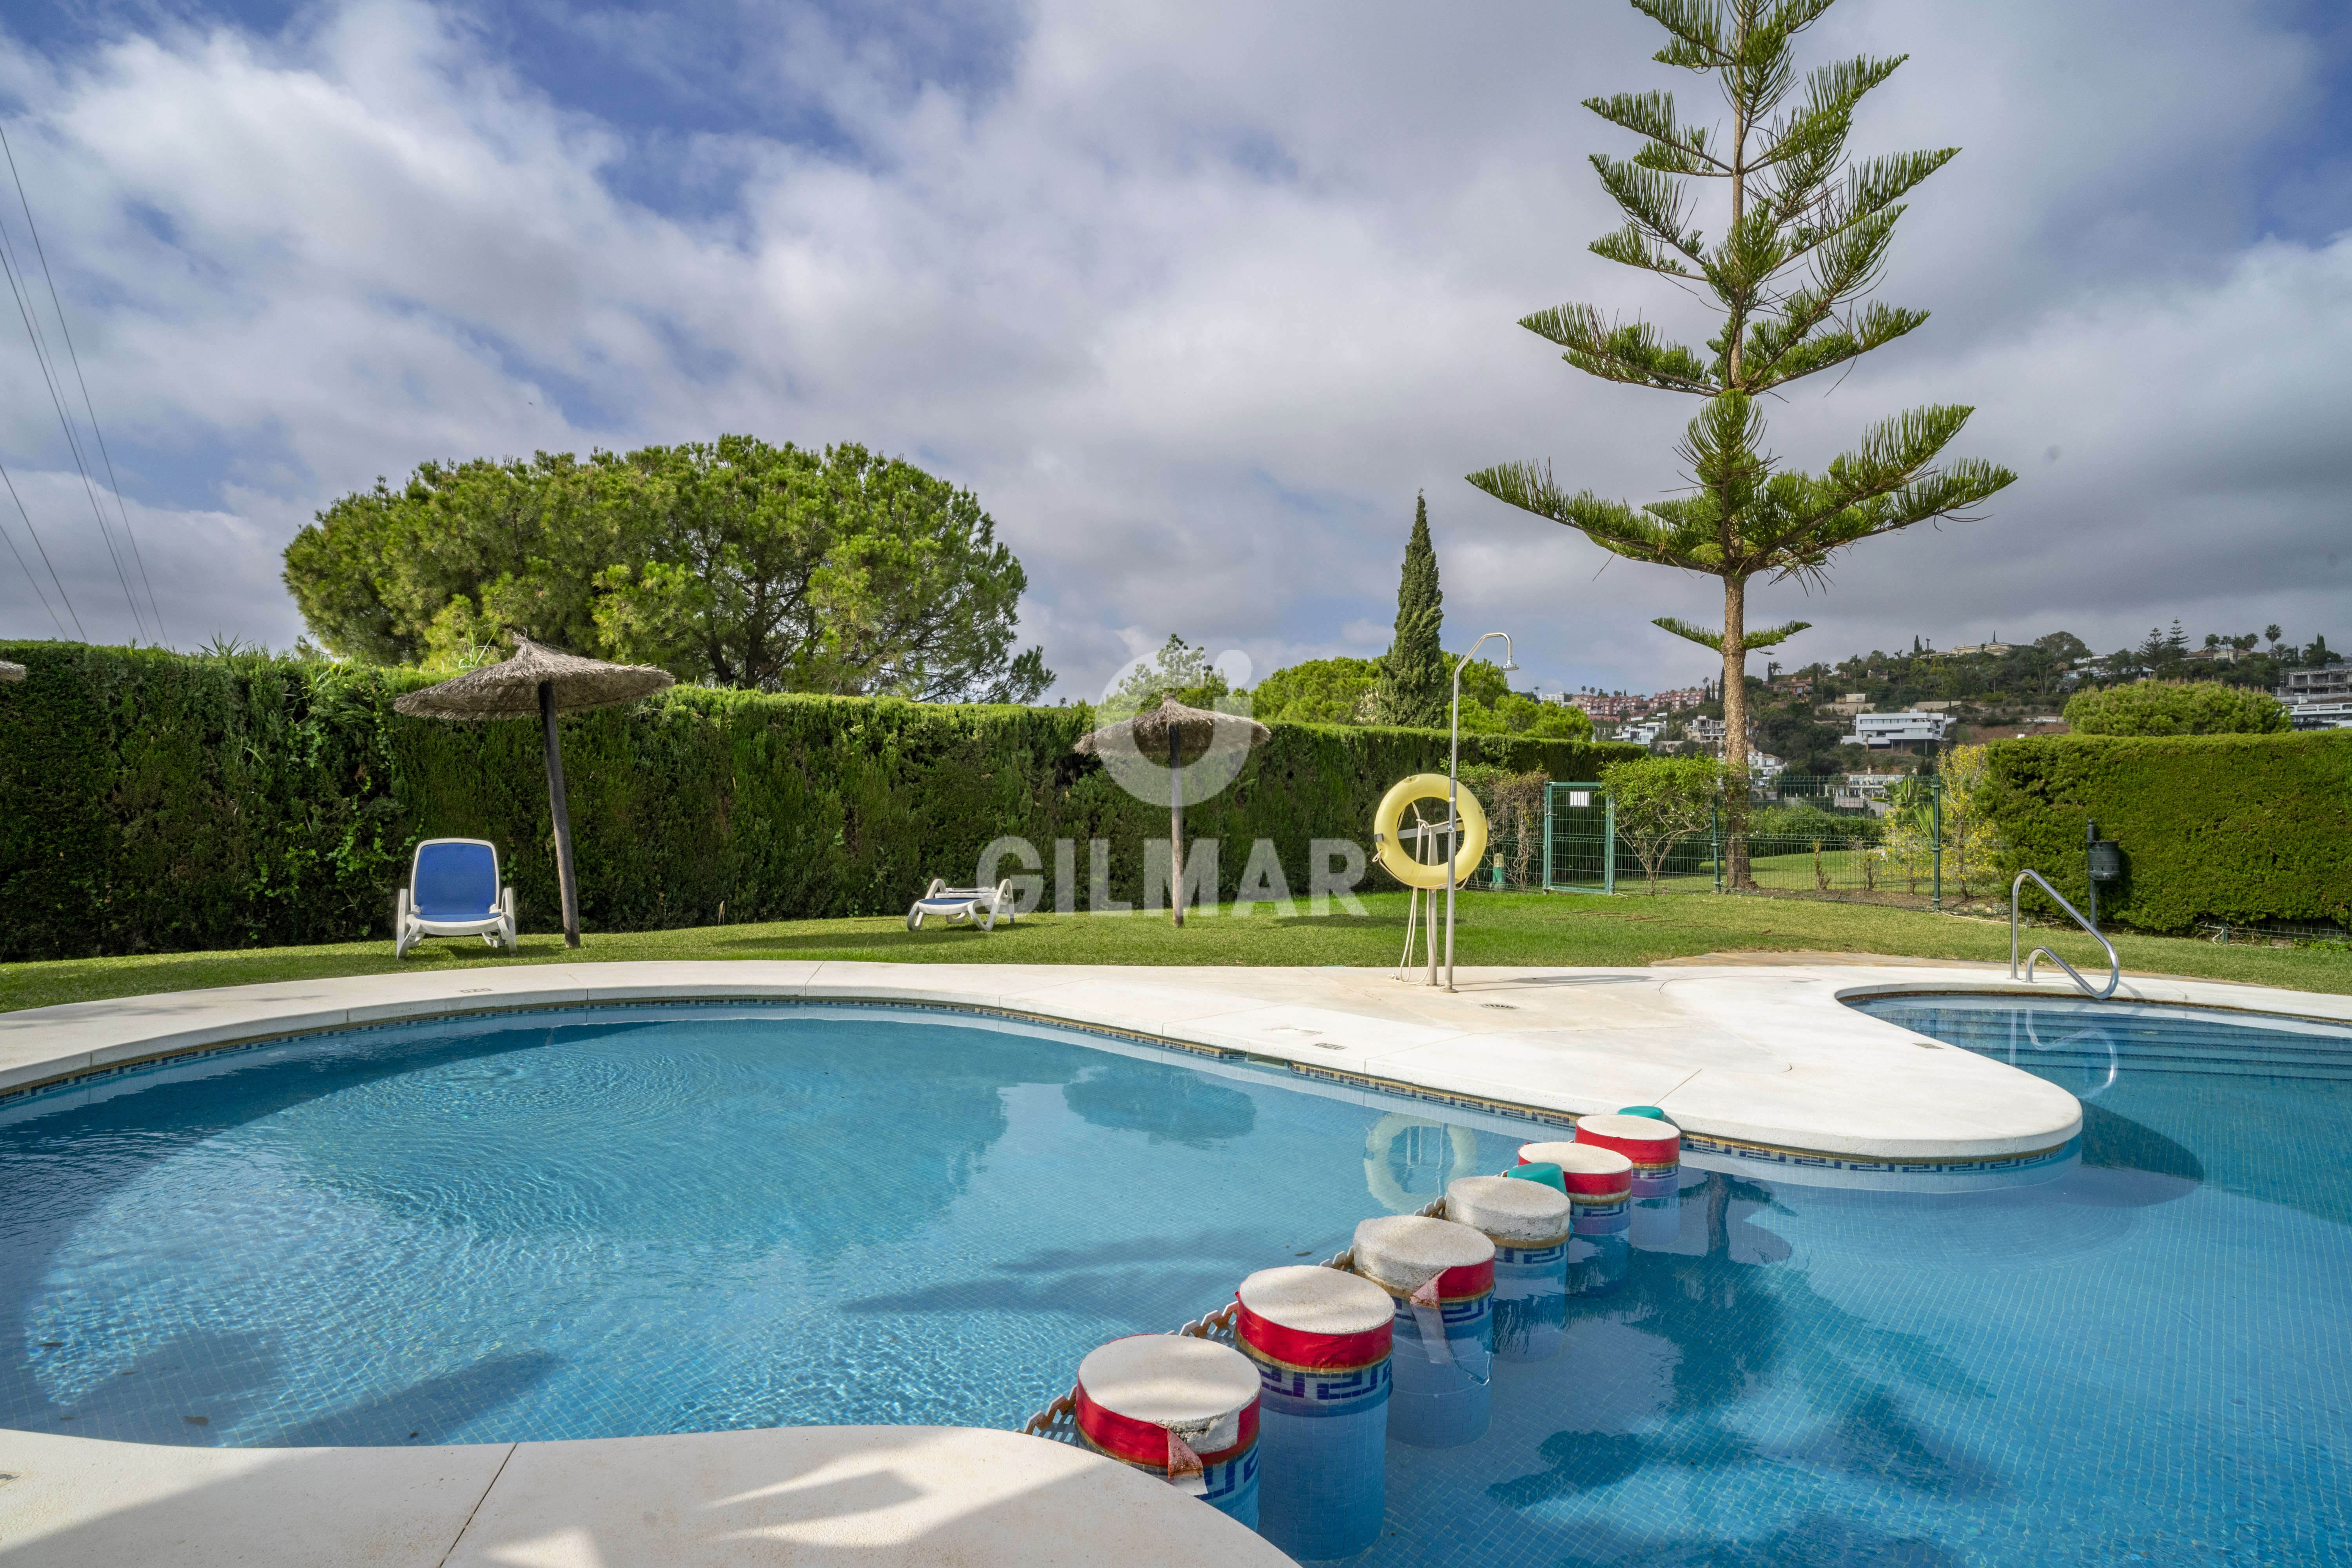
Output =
[
  {"x1": 1676, "y1": 718, "x2": 1781, "y2": 777},
  {"x1": 1931, "y1": 641, "x2": 2016, "y2": 658},
  {"x1": 1842, "y1": 711, "x2": 1953, "y2": 750},
  {"x1": 2279, "y1": 663, "x2": 2351, "y2": 706},
  {"x1": 1570, "y1": 684, "x2": 1712, "y2": 719},
  {"x1": 1833, "y1": 773, "x2": 1901, "y2": 815},
  {"x1": 2277, "y1": 663, "x2": 2352, "y2": 730},
  {"x1": 2286, "y1": 701, "x2": 2352, "y2": 731},
  {"x1": 2187, "y1": 644, "x2": 2249, "y2": 665}
]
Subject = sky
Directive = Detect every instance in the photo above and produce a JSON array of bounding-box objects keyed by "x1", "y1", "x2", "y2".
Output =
[{"x1": 0, "y1": 0, "x2": 2346, "y2": 701}]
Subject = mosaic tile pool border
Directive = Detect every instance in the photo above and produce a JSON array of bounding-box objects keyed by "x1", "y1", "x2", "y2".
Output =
[{"x1": 0, "y1": 992, "x2": 2078, "y2": 1174}]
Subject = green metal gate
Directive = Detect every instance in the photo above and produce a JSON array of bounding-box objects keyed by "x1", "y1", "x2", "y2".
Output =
[{"x1": 1541, "y1": 782, "x2": 1613, "y2": 894}]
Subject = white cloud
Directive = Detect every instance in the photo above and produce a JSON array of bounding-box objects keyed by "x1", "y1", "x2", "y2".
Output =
[{"x1": 0, "y1": 0, "x2": 2342, "y2": 692}]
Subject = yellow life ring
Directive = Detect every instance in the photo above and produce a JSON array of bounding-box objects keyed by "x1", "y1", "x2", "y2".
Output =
[{"x1": 1372, "y1": 773, "x2": 1488, "y2": 889}]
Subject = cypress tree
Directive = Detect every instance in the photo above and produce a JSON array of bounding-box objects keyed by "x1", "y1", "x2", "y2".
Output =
[{"x1": 1377, "y1": 494, "x2": 1448, "y2": 728}]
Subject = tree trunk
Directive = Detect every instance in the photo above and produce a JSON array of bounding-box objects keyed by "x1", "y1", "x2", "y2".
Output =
[{"x1": 1720, "y1": 576, "x2": 1753, "y2": 890}]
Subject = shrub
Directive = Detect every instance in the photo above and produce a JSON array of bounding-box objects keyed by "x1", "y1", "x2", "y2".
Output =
[
  {"x1": 1600, "y1": 755, "x2": 1724, "y2": 894},
  {"x1": 1934, "y1": 743, "x2": 2004, "y2": 900},
  {"x1": 1982, "y1": 731, "x2": 2352, "y2": 934},
  {"x1": 1455, "y1": 765, "x2": 1549, "y2": 887},
  {"x1": 0, "y1": 641, "x2": 1641, "y2": 959},
  {"x1": 2063, "y1": 680, "x2": 2290, "y2": 736}
]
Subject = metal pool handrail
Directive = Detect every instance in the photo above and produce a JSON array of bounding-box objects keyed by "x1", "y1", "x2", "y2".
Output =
[{"x1": 2010, "y1": 869, "x2": 2120, "y2": 1000}]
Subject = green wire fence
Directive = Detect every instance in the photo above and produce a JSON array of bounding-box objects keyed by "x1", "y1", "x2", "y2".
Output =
[{"x1": 1490, "y1": 775, "x2": 1966, "y2": 911}]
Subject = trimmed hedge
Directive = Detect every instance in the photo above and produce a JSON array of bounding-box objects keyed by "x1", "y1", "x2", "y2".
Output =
[
  {"x1": 0, "y1": 642, "x2": 1639, "y2": 960},
  {"x1": 1983, "y1": 731, "x2": 2352, "y2": 934},
  {"x1": 2062, "y1": 679, "x2": 2288, "y2": 736}
]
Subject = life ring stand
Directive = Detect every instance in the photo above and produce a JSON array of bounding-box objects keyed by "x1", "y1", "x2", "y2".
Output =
[
  {"x1": 1363, "y1": 1111, "x2": 1482, "y2": 1213},
  {"x1": 1372, "y1": 773, "x2": 1489, "y2": 889}
]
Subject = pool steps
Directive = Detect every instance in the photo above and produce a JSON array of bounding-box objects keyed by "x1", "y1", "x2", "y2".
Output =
[{"x1": 1033, "y1": 1112, "x2": 1685, "y2": 1557}]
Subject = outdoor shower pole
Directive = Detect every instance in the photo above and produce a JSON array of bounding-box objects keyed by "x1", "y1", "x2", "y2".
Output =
[
  {"x1": 1445, "y1": 633, "x2": 1517, "y2": 992},
  {"x1": 539, "y1": 679, "x2": 582, "y2": 948}
]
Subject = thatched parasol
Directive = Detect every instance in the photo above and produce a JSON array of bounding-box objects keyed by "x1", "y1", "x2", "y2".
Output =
[
  {"x1": 394, "y1": 636, "x2": 674, "y2": 947},
  {"x1": 1076, "y1": 697, "x2": 1270, "y2": 927}
]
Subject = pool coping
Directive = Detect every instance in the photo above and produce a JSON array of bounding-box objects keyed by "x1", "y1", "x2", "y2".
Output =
[{"x1": 8, "y1": 957, "x2": 2337, "y2": 1165}]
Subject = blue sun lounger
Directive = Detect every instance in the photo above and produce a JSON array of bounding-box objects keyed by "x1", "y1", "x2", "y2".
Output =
[{"x1": 396, "y1": 838, "x2": 518, "y2": 958}]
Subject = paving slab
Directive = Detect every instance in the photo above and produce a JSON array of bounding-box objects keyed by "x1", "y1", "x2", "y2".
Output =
[
  {"x1": 0, "y1": 1425, "x2": 1285, "y2": 1568},
  {"x1": 0, "y1": 1427, "x2": 508, "y2": 1566},
  {"x1": 443, "y1": 1426, "x2": 1286, "y2": 1568},
  {"x1": 1362, "y1": 1030, "x2": 1701, "y2": 1115}
]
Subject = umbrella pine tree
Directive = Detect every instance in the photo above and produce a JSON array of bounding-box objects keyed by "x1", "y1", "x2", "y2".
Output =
[
  {"x1": 1377, "y1": 494, "x2": 1449, "y2": 728},
  {"x1": 1468, "y1": 0, "x2": 2014, "y2": 881}
]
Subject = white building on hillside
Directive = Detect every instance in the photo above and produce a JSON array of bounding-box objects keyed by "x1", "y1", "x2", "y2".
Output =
[
  {"x1": 2287, "y1": 699, "x2": 2352, "y2": 731},
  {"x1": 2272, "y1": 664, "x2": 2351, "y2": 729},
  {"x1": 1842, "y1": 711, "x2": 1952, "y2": 750},
  {"x1": 2279, "y1": 663, "x2": 2350, "y2": 707}
]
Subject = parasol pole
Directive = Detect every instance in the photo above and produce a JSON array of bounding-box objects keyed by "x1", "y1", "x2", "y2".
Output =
[
  {"x1": 539, "y1": 678, "x2": 583, "y2": 948},
  {"x1": 1073, "y1": 696, "x2": 1267, "y2": 932},
  {"x1": 1168, "y1": 726, "x2": 1185, "y2": 928}
]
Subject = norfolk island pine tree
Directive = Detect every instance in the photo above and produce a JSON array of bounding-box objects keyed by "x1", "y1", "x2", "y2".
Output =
[{"x1": 1467, "y1": 0, "x2": 2014, "y2": 885}]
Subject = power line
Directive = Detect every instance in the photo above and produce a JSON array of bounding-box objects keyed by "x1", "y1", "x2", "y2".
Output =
[
  {"x1": 0, "y1": 497, "x2": 69, "y2": 636},
  {"x1": 0, "y1": 454, "x2": 80, "y2": 638},
  {"x1": 0, "y1": 178, "x2": 145, "y2": 641},
  {"x1": 0, "y1": 123, "x2": 162, "y2": 642}
]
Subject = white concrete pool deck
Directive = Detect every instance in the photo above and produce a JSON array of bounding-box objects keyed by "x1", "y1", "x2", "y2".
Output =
[
  {"x1": 8, "y1": 957, "x2": 2343, "y2": 1162},
  {"x1": 4, "y1": 958, "x2": 2348, "y2": 1566},
  {"x1": 0, "y1": 1423, "x2": 1290, "y2": 1567}
]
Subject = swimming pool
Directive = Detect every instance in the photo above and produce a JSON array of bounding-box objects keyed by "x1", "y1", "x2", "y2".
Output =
[
  {"x1": 0, "y1": 1002, "x2": 1543, "y2": 1447},
  {"x1": 4, "y1": 991, "x2": 2348, "y2": 1566}
]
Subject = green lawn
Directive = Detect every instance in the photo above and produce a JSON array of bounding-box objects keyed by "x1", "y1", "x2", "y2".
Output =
[
  {"x1": 4, "y1": 890, "x2": 2343, "y2": 1013},
  {"x1": 1559, "y1": 845, "x2": 1973, "y2": 902}
]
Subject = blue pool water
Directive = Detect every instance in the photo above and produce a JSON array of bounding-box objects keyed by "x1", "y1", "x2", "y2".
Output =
[
  {"x1": 4, "y1": 994, "x2": 2350, "y2": 1566},
  {"x1": 0, "y1": 1004, "x2": 1537, "y2": 1446}
]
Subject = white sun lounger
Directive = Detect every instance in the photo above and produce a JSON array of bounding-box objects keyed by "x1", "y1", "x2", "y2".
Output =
[{"x1": 906, "y1": 878, "x2": 1018, "y2": 932}]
